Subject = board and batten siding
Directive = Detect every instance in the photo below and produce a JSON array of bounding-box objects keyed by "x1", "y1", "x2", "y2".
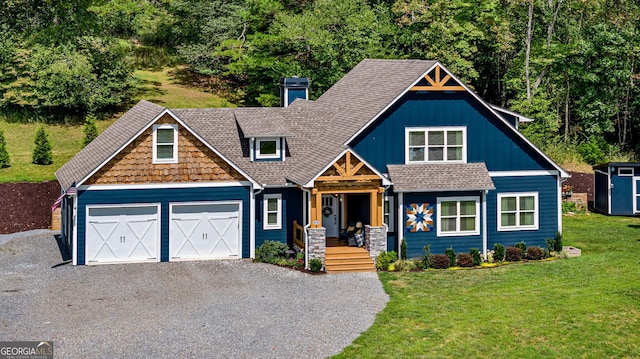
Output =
[
  {"x1": 349, "y1": 92, "x2": 555, "y2": 174},
  {"x1": 254, "y1": 188, "x2": 303, "y2": 248},
  {"x1": 486, "y1": 175, "x2": 559, "y2": 249},
  {"x1": 76, "y1": 186, "x2": 251, "y2": 265},
  {"x1": 402, "y1": 191, "x2": 484, "y2": 258}
]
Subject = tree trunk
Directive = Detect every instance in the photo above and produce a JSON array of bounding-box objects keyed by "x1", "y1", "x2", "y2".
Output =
[
  {"x1": 564, "y1": 76, "x2": 570, "y2": 142},
  {"x1": 525, "y1": 0, "x2": 534, "y2": 101}
]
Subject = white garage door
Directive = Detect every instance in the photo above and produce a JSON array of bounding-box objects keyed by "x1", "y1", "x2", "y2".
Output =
[
  {"x1": 86, "y1": 204, "x2": 160, "y2": 264},
  {"x1": 170, "y1": 202, "x2": 241, "y2": 260}
]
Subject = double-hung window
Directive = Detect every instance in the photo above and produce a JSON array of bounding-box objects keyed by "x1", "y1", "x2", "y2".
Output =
[
  {"x1": 263, "y1": 194, "x2": 282, "y2": 230},
  {"x1": 153, "y1": 124, "x2": 178, "y2": 163},
  {"x1": 436, "y1": 196, "x2": 479, "y2": 236},
  {"x1": 406, "y1": 127, "x2": 466, "y2": 163},
  {"x1": 497, "y1": 193, "x2": 538, "y2": 231}
]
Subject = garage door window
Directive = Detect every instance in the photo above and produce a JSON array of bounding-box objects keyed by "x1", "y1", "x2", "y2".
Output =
[{"x1": 264, "y1": 194, "x2": 282, "y2": 230}]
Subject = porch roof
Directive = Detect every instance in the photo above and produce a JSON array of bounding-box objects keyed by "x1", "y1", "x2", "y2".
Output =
[{"x1": 387, "y1": 163, "x2": 495, "y2": 193}]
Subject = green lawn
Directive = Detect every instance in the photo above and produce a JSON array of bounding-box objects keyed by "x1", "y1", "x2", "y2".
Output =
[
  {"x1": 335, "y1": 213, "x2": 640, "y2": 358},
  {"x1": 0, "y1": 68, "x2": 232, "y2": 183}
]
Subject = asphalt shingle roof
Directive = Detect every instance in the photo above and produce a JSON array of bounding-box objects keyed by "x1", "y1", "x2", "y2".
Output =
[
  {"x1": 56, "y1": 100, "x2": 166, "y2": 189},
  {"x1": 387, "y1": 163, "x2": 495, "y2": 192},
  {"x1": 55, "y1": 59, "x2": 563, "y2": 191}
]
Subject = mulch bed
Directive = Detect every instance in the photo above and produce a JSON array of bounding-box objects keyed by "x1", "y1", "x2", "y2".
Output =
[
  {"x1": 0, "y1": 181, "x2": 61, "y2": 234},
  {"x1": 566, "y1": 171, "x2": 594, "y2": 202}
]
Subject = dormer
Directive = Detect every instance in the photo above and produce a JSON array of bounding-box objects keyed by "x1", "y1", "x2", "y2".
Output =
[{"x1": 235, "y1": 110, "x2": 293, "y2": 162}]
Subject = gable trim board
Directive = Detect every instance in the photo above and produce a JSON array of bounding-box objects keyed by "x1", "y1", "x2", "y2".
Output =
[{"x1": 342, "y1": 61, "x2": 569, "y2": 179}]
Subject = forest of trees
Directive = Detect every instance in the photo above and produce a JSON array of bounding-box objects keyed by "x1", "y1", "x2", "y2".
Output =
[{"x1": 1, "y1": 0, "x2": 638, "y2": 164}]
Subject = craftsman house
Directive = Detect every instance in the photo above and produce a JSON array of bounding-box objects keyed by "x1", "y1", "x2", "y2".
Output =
[{"x1": 56, "y1": 59, "x2": 569, "y2": 270}]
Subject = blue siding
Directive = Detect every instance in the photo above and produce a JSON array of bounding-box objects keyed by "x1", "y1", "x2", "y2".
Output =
[
  {"x1": 611, "y1": 173, "x2": 633, "y2": 215},
  {"x1": 402, "y1": 191, "x2": 484, "y2": 258},
  {"x1": 594, "y1": 171, "x2": 609, "y2": 214},
  {"x1": 350, "y1": 92, "x2": 554, "y2": 173},
  {"x1": 486, "y1": 176, "x2": 559, "y2": 250},
  {"x1": 255, "y1": 188, "x2": 303, "y2": 248},
  {"x1": 76, "y1": 186, "x2": 251, "y2": 265}
]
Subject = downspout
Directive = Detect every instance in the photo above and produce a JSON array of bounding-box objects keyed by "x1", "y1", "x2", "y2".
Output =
[
  {"x1": 72, "y1": 193, "x2": 78, "y2": 266},
  {"x1": 558, "y1": 176, "x2": 567, "y2": 234},
  {"x1": 250, "y1": 185, "x2": 264, "y2": 259},
  {"x1": 482, "y1": 190, "x2": 488, "y2": 260}
]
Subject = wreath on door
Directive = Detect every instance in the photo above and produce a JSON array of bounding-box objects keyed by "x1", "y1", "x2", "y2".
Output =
[{"x1": 322, "y1": 206, "x2": 333, "y2": 217}]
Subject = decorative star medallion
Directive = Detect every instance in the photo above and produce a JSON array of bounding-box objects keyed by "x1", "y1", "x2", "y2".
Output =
[{"x1": 406, "y1": 203, "x2": 434, "y2": 232}]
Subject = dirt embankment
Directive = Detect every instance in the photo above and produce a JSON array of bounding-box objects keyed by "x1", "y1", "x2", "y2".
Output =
[
  {"x1": 0, "y1": 181, "x2": 60, "y2": 234},
  {"x1": 566, "y1": 171, "x2": 594, "y2": 202}
]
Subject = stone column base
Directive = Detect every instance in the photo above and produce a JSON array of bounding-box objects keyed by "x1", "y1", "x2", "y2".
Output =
[
  {"x1": 307, "y1": 227, "x2": 326, "y2": 270},
  {"x1": 365, "y1": 225, "x2": 387, "y2": 263}
]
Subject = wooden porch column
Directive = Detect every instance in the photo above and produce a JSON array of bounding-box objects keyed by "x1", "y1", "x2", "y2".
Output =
[
  {"x1": 311, "y1": 189, "x2": 322, "y2": 228},
  {"x1": 369, "y1": 187, "x2": 385, "y2": 226},
  {"x1": 370, "y1": 189, "x2": 378, "y2": 226}
]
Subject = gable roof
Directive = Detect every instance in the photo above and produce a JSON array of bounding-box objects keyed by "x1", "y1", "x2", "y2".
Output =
[
  {"x1": 387, "y1": 163, "x2": 495, "y2": 192},
  {"x1": 56, "y1": 100, "x2": 166, "y2": 190},
  {"x1": 57, "y1": 59, "x2": 568, "y2": 190}
]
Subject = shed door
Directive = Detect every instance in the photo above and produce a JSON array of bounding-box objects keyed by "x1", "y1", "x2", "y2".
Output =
[
  {"x1": 635, "y1": 178, "x2": 640, "y2": 214},
  {"x1": 86, "y1": 205, "x2": 160, "y2": 264},
  {"x1": 170, "y1": 202, "x2": 241, "y2": 260}
]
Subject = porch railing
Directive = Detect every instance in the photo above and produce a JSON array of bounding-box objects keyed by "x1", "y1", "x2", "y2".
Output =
[{"x1": 293, "y1": 220, "x2": 305, "y2": 249}]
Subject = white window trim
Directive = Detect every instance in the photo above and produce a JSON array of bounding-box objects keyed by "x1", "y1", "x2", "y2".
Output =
[
  {"x1": 436, "y1": 196, "x2": 480, "y2": 237},
  {"x1": 256, "y1": 137, "x2": 282, "y2": 160},
  {"x1": 405, "y1": 126, "x2": 467, "y2": 164},
  {"x1": 152, "y1": 124, "x2": 178, "y2": 164},
  {"x1": 618, "y1": 167, "x2": 634, "y2": 176},
  {"x1": 497, "y1": 192, "x2": 539, "y2": 231},
  {"x1": 263, "y1": 194, "x2": 282, "y2": 230},
  {"x1": 384, "y1": 196, "x2": 394, "y2": 232}
]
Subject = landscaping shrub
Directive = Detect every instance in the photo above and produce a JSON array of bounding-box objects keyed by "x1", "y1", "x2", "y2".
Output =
[
  {"x1": 32, "y1": 126, "x2": 52, "y2": 165},
  {"x1": 526, "y1": 246, "x2": 544, "y2": 260},
  {"x1": 422, "y1": 243, "x2": 432, "y2": 269},
  {"x1": 0, "y1": 130, "x2": 9, "y2": 168},
  {"x1": 255, "y1": 240, "x2": 289, "y2": 263},
  {"x1": 456, "y1": 253, "x2": 474, "y2": 267},
  {"x1": 392, "y1": 260, "x2": 416, "y2": 272},
  {"x1": 376, "y1": 251, "x2": 397, "y2": 271},
  {"x1": 493, "y1": 243, "x2": 505, "y2": 262},
  {"x1": 505, "y1": 246, "x2": 522, "y2": 262},
  {"x1": 413, "y1": 259, "x2": 426, "y2": 270},
  {"x1": 554, "y1": 232, "x2": 563, "y2": 252},
  {"x1": 431, "y1": 254, "x2": 451, "y2": 269},
  {"x1": 309, "y1": 258, "x2": 323, "y2": 272},
  {"x1": 515, "y1": 241, "x2": 527, "y2": 257},
  {"x1": 469, "y1": 248, "x2": 482, "y2": 266},
  {"x1": 445, "y1": 247, "x2": 456, "y2": 267},
  {"x1": 400, "y1": 238, "x2": 407, "y2": 260}
]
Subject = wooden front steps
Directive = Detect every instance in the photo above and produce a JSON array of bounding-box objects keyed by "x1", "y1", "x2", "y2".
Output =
[{"x1": 325, "y1": 246, "x2": 376, "y2": 273}]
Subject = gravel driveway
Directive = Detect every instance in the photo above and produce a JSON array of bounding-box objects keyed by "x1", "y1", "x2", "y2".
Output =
[{"x1": 0, "y1": 231, "x2": 388, "y2": 358}]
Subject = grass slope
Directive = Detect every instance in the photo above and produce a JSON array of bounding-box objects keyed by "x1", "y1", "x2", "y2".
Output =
[
  {"x1": 0, "y1": 68, "x2": 231, "y2": 183},
  {"x1": 335, "y1": 213, "x2": 640, "y2": 358}
]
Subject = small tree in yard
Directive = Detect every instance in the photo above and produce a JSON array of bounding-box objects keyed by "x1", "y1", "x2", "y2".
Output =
[
  {"x1": 0, "y1": 130, "x2": 9, "y2": 168},
  {"x1": 83, "y1": 115, "x2": 99, "y2": 148},
  {"x1": 32, "y1": 126, "x2": 52, "y2": 165}
]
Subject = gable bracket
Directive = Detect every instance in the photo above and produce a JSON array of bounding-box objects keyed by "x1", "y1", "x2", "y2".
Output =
[{"x1": 411, "y1": 65, "x2": 465, "y2": 92}]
